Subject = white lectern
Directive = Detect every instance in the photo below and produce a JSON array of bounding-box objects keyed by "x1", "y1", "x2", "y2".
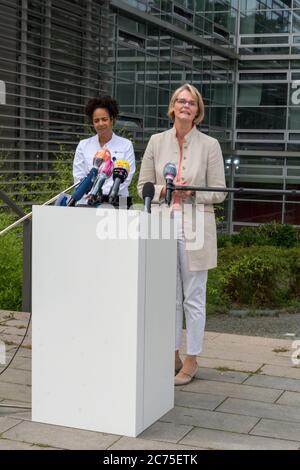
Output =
[{"x1": 32, "y1": 205, "x2": 177, "y2": 437}]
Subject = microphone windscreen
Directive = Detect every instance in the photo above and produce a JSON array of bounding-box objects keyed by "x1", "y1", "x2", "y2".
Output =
[
  {"x1": 115, "y1": 159, "x2": 130, "y2": 172},
  {"x1": 99, "y1": 159, "x2": 114, "y2": 177},
  {"x1": 142, "y1": 182, "x2": 155, "y2": 200},
  {"x1": 163, "y1": 162, "x2": 177, "y2": 180}
]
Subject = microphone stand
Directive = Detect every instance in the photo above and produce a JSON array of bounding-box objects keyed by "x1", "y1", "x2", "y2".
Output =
[{"x1": 174, "y1": 186, "x2": 300, "y2": 196}]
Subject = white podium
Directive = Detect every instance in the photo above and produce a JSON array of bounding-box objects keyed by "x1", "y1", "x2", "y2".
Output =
[{"x1": 32, "y1": 205, "x2": 177, "y2": 437}]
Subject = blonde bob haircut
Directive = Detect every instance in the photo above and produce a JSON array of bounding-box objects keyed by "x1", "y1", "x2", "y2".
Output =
[{"x1": 167, "y1": 83, "x2": 204, "y2": 125}]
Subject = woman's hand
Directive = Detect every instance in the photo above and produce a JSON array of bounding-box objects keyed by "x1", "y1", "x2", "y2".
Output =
[{"x1": 173, "y1": 181, "x2": 195, "y2": 200}]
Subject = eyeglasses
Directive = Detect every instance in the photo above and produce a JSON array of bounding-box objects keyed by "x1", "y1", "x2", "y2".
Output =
[{"x1": 176, "y1": 98, "x2": 197, "y2": 107}]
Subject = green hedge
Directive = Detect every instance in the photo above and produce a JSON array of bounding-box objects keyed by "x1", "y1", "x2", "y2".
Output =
[
  {"x1": 0, "y1": 212, "x2": 22, "y2": 311},
  {"x1": 207, "y1": 246, "x2": 300, "y2": 311},
  {"x1": 218, "y1": 222, "x2": 300, "y2": 249}
]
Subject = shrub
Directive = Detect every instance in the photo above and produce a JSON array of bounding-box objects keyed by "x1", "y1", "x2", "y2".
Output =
[
  {"x1": 227, "y1": 222, "x2": 299, "y2": 248},
  {"x1": 217, "y1": 246, "x2": 295, "y2": 307},
  {"x1": 0, "y1": 212, "x2": 22, "y2": 311}
]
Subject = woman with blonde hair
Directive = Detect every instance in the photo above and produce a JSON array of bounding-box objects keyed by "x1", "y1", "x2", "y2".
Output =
[{"x1": 138, "y1": 83, "x2": 226, "y2": 385}]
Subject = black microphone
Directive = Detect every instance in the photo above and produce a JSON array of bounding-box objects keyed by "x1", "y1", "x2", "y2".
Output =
[
  {"x1": 108, "y1": 160, "x2": 130, "y2": 204},
  {"x1": 163, "y1": 162, "x2": 177, "y2": 206},
  {"x1": 142, "y1": 182, "x2": 155, "y2": 214}
]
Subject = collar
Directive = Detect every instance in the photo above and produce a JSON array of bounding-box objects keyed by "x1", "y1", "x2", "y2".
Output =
[
  {"x1": 93, "y1": 132, "x2": 115, "y2": 148},
  {"x1": 170, "y1": 125, "x2": 198, "y2": 144}
]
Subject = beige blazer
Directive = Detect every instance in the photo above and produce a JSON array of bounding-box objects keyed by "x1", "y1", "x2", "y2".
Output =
[{"x1": 137, "y1": 126, "x2": 227, "y2": 271}]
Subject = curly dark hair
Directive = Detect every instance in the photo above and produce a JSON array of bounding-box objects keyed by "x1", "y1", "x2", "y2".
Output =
[{"x1": 85, "y1": 95, "x2": 119, "y2": 122}]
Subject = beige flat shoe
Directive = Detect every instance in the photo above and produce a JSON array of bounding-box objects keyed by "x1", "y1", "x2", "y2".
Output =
[{"x1": 174, "y1": 365, "x2": 198, "y2": 386}]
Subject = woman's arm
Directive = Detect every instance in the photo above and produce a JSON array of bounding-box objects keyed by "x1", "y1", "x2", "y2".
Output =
[
  {"x1": 73, "y1": 142, "x2": 87, "y2": 184},
  {"x1": 137, "y1": 136, "x2": 165, "y2": 203},
  {"x1": 195, "y1": 140, "x2": 227, "y2": 205}
]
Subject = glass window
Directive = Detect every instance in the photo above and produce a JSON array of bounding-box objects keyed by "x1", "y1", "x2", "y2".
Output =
[
  {"x1": 240, "y1": 10, "x2": 290, "y2": 34},
  {"x1": 292, "y1": 10, "x2": 300, "y2": 33},
  {"x1": 234, "y1": 201, "x2": 282, "y2": 224},
  {"x1": 238, "y1": 83, "x2": 287, "y2": 106},
  {"x1": 240, "y1": 0, "x2": 291, "y2": 10},
  {"x1": 237, "y1": 107, "x2": 287, "y2": 129},
  {"x1": 289, "y1": 108, "x2": 300, "y2": 129},
  {"x1": 240, "y1": 36, "x2": 288, "y2": 45},
  {"x1": 239, "y1": 59, "x2": 288, "y2": 69},
  {"x1": 239, "y1": 72, "x2": 287, "y2": 80}
]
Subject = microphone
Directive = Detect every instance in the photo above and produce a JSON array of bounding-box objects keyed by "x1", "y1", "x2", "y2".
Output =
[
  {"x1": 108, "y1": 160, "x2": 130, "y2": 204},
  {"x1": 67, "y1": 158, "x2": 102, "y2": 207},
  {"x1": 87, "y1": 158, "x2": 114, "y2": 206},
  {"x1": 163, "y1": 162, "x2": 177, "y2": 206},
  {"x1": 55, "y1": 193, "x2": 71, "y2": 206},
  {"x1": 142, "y1": 182, "x2": 155, "y2": 214},
  {"x1": 94, "y1": 147, "x2": 111, "y2": 165}
]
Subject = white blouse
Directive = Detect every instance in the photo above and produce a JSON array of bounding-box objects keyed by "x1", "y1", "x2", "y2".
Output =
[{"x1": 73, "y1": 133, "x2": 136, "y2": 196}]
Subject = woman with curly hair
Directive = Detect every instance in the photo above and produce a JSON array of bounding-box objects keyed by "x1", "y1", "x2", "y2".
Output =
[{"x1": 73, "y1": 95, "x2": 135, "y2": 198}]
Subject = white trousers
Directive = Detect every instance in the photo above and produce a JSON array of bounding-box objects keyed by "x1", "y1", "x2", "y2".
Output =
[{"x1": 174, "y1": 211, "x2": 208, "y2": 355}]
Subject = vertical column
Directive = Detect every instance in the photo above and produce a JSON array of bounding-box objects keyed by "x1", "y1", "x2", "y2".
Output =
[
  {"x1": 19, "y1": 0, "x2": 28, "y2": 173},
  {"x1": 42, "y1": 0, "x2": 51, "y2": 171}
]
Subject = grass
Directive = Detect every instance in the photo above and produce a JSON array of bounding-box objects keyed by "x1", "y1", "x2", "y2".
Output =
[{"x1": 272, "y1": 347, "x2": 290, "y2": 353}]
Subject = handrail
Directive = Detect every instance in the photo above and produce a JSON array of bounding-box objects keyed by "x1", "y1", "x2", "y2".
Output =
[
  {"x1": 0, "y1": 183, "x2": 77, "y2": 313},
  {"x1": 0, "y1": 182, "x2": 77, "y2": 237}
]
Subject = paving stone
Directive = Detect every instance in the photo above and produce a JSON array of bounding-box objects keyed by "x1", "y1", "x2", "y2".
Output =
[
  {"x1": 210, "y1": 333, "x2": 293, "y2": 348},
  {"x1": 108, "y1": 436, "x2": 205, "y2": 450},
  {"x1": 180, "y1": 427, "x2": 300, "y2": 450},
  {"x1": 16, "y1": 347, "x2": 32, "y2": 358},
  {"x1": 175, "y1": 390, "x2": 225, "y2": 411},
  {"x1": 1, "y1": 320, "x2": 29, "y2": 328},
  {"x1": 244, "y1": 374, "x2": 300, "y2": 392},
  {"x1": 276, "y1": 391, "x2": 300, "y2": 407},
  {"x1": 1, "y1": 327, "x2": 27, "y2": 336},
  {"x1": 197, "y1": 367, "x2": 250, "y2": 384},
  {"x1": 260, "y1": 365, "x2": 300, "y2": 380},
  {"x1": 0, "y1": 438, "x2": 59, "y2": 450},
  {"x1": 138, "y1": 421, "x2": 192, "y2": 443},
  {"x1": 204, "y1": 332, "x2": 222, "y2": 341},
  {"x1": 0, "y1": 417, "x2": 21, "y2": 433},
  {"x1": 0, "y1": 406, "x2": 30, "y2": 419},
  {"x1": 0, "y1": 381, "x2": 30, "y2": 403},
  {"x1": 0, "y1": 335, "x2": 31, "y2": 348},
  {"x1": 201, "y1": 348, "x2": 291, "y2": 367},
  {"x1": 182, "y1": 379, "x2": 282, "y2": 403},
  {"x1": 10, "y1": 312, "x2": 31, "y2": 322},
  {"x1": 217, "y1": 397, "x2": 300, "y2": 423},
  {"x1": 194, "y1": 357, "x2": 262, "y2": 373},
  {"x1": 2, "y1": 420, "x2": 121, "y2": 450},
  {"x1": 250, "y1": 418, "x2": 300, "y2": 442},
  {"x1": 0, "y1": 368, "x2": 31, "y2": 385},
  {"x1": 8, "y1": 357, "x2": 31, "y2": 371},
  {"x1": 161, "y1": 406, "x2": 259, "y2": 434},
  {"x1": 6, "y1": 410, "x2": 31, "y2": 420}
]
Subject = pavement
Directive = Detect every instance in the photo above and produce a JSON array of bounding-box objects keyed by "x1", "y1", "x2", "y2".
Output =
[{"x1": 0, "y1": 309, "x2": 300, "y2": 450}]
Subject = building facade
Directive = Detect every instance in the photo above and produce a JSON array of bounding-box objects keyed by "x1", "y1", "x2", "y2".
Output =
[{"x1": 0, "y1": 0, "x2": 299, "y2": 229}]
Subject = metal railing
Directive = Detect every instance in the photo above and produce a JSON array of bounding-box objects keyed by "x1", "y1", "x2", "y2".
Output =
[
  {"x1": 0, "y1": 189, "x2": 31, "y2": 312},
  {"x1": 1, "y1": 183, "x2": 300, "y2": 313},
  {"x1": 0, "y1": 183, "x2": 77, "y2": 313}
]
